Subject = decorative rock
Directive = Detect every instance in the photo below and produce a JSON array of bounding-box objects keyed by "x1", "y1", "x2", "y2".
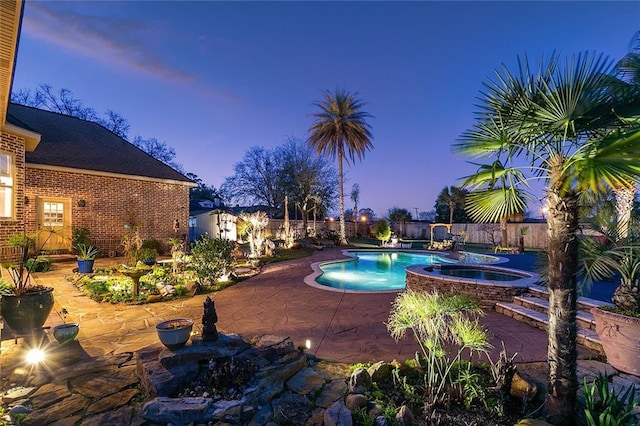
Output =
[
  {"x1": 513, "y1": 420, "x2": 553, "y2": 426},
  {"x1": 249, "y1": 403, "x2": 273, "y2": 426},
  {"x1": 142, "y1": 397, "x2": 212, "y2": 425},
  {"x1": 29, "y1": 383, "x2": 72, "y2": 409},
  {"x1": 2, "y1": 386, "x2": 36, "y2": 403},
  {"x1": 48, "y1": 414, "x2": 83, "y2": 426},
  {"x1": 510, "y1": 372, "x2": 538, "y2": 401},
  {"x1": 348, "y1": 367, "x2": 372, "y2": 394},
  {"x1": 396, "y1": 404, "x2": 415, "y2": 426},
  {"x1": 375, "y1": 416, "x2": 391, "y2": 426},
  {"x1": 271, "y1": 391, "x2": 313, "y2": 425},
  {"x1": 315, "y1": 379, "x2": 348, "y2": 408},
  {"x1": 85, "y1": 388, "x2": 139, "y2": 415},
  {"x1": 576, "y1": 359, "x2": 618, "y2": 384},
  {"x1": 287, "y1": 366, "x2": 325, "y2": 395},
  {"x1": 71, "y1": 365, "x2": 138, "y2": 399},
  {"x1": 368, "y1": 402, "x2": 384, "y2": 418},
  {"x1": 345, "y1": 393, "x2": 368, "y2": 410},
  {"x1": 208, "y1": 398, "x2": 244, "y2": 424},
  {"x1": 22, "y1": 393, "x2": 88, "y2": 426},
  {"x1": 305, "y1": 407, "x2": 326, "y2": 426},
  {"x1": 81, "y1": 406, "x2": 136, "y2": 426},
  {"x1": 324, "y1": 401, "x2": 352, "y2": 426},
  {"x1": 367, "y1": 361, "x2": 395, "y2": 386},
  {"x1": 8, "y1": 404, "x2": 30, "y2": 415}
]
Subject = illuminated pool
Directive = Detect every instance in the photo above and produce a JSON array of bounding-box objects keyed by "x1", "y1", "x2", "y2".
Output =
[{"x1": 312, "y1": 251, "x2": 457, "y2": 292}]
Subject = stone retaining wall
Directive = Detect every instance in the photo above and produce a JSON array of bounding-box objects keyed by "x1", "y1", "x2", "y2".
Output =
[{"x1": 405, "y1": 266, "x2": 535, "y2": 309}]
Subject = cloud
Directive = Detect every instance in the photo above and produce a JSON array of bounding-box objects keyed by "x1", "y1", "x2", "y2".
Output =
[{"x1": 21, "y1": 2, "x2": 241, "y2": 102}]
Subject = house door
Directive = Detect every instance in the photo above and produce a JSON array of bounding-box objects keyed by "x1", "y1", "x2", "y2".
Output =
[{"x1": 37, "y1": 198, "x2": 72, "y2": 252}]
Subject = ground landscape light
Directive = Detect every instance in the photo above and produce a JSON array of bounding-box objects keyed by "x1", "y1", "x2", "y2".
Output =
[{"x1": 25, "y1": 348, "x2": 45, "y2": 364}]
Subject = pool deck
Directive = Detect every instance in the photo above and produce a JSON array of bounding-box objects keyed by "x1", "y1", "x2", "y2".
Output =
[{"x1": 1, "y1": 247, "x2": 593, "y2": 369}]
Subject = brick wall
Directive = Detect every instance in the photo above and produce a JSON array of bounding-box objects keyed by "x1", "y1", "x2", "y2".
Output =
[
  {"x1": 24, "y1": 167, "x2": 191, "y2": 254},
  {"x1": 0, "y1": 131, "x2": 26, "y2": 262}
]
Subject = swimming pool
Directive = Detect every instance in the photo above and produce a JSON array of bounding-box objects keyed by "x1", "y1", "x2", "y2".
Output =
[{"x1": 312, "y1": 251, "x2": 457, "y2": 292}]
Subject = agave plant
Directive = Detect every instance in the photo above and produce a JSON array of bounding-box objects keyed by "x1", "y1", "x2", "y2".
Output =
[{"x1": 581, "y1": 237, "x2": 640, "y2": 314}]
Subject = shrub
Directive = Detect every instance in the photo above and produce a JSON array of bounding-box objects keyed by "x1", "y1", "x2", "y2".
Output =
[
  {"x1": 374, "y1": 220, "x2": 391, "y2": 245},
  {"x1": 190, "y1": 235, "x2": 235, "y2": 286},
  {"x1": 142, "y1": 238, "x2": 166, "y2": 255},
  {"x1": 26, "y1": 256, "x2": 53, "y2": 272},
  {"x1": 133, "y1": 247, "x2": 158, "y2": 263},
  {"x1": 72, "y1": 227, "x2": 91, "y2": 250}
]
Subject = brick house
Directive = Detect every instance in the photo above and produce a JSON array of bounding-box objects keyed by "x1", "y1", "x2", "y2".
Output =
[{"x1": 0, "y1": 2, "x2": 194, "y2": 258}]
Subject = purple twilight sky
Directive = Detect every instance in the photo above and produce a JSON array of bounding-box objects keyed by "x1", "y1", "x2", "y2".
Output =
[{"x1": 11, "y1": 1, "x2": 640, "y2": 219}]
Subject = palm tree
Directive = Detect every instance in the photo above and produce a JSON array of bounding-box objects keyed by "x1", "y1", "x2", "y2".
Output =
[
  {"x1": 612, "y1": 32, "x2": 640, "y2": 240},
  {"x1": 307, "y1": 90, "x2": 373, "y2": 245},
  {"x1": 455, "y1": 52, "x2": 640, "y2": 425},
  {"x1": 351, "y1": 183, "x2": 360, "y2": 236},
  {"x1": 462, "y1": 160, "x2": 530, "y2": 248},
  {"x1": 435, "y1": 186, "x2": 467, "y2": 224},
  {"x1": 387, "y1": 207, "x2": 412, "y2": 238}
]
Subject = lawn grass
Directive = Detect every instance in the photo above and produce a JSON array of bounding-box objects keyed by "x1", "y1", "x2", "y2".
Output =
[{"x1": 261, "y1": 247, "x2": 316, "y2": 263}]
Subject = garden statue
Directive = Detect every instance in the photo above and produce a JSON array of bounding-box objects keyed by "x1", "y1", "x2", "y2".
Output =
[{"x1": 202, "y1": 296, "x2": 218, "y2": 341}]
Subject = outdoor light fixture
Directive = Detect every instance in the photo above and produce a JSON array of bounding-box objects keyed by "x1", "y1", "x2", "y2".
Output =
[
  {"x1": 305, "y1": 339, "x2": 311, "y2": 349},
  {"x1": 77, "y1": 199, "x2": 86, "y2": 207},
  {"x1": 25, "y1": 348, "x2": 45, "y2": 364}
]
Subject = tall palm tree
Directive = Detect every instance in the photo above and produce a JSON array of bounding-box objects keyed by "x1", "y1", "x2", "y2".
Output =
[
  {"x1": 351, "y1": 183, "x2": 360, "y2": 236},
  {"x1": 307, "y1": 90, "x2": 373, "y2": 245},
  {"x1": 612, "y1": 32, "x2": 640, "y2": 240},
  {"x1": 455, "y1": 52, "x2": 640, "y2": 425}
]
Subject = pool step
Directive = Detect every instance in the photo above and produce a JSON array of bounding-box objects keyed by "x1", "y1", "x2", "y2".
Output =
[
  {"x1": 512, "y1": 295, "x2": 597, "y2": 331},
  {"x1": 495, "y1": 296, "x2": 604, "y2": 356},
  {"x1": 526, "y1": 285, "x2": 614, "y2": 312}
]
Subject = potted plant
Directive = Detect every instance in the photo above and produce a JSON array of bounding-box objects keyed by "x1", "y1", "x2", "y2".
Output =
[
  {"x1": 0, "y1": 233, "x2": 55, "y2": 336},
  {"x1": 75, "y1": 244, "x2": 100, "y2": 273},
  {"x1": 155, "y1": 318, "x2": 194, "y2": 349},
  {"x1": 581, "y1": 238, "x2": 640, "y2": 376},
  {"x1": 52, "y1": 307, "x2": 80, "y2": 345},
  {"x1": 135, "y1": 247, "x2": 158, "y2": 266}
]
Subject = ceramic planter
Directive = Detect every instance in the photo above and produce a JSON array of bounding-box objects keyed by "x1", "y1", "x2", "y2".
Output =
[
  {"x1": 155, "y1": 318, "x2": 194, "y2": 349},
  {"x1": 0, "y1": 287, "x2": 54, "y2": 335},
  {"x1": 53, "y1": 323, "x2": 80, "y2": 345},
  {"x1": 77, "y1": 259, "x2": 95, "y2": 273},
  {"x1": 591, "y1": 307, "x2": 640, "y2": 376}
]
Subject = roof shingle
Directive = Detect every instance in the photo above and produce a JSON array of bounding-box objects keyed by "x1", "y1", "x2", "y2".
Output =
[{"x1": 7, "y1": 103, "x2": 192, "y2": 183}]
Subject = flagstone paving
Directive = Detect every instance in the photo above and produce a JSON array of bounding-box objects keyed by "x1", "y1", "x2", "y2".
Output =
[{"x1": 0, "y1": 247, "x2": 605, "y2": 424}]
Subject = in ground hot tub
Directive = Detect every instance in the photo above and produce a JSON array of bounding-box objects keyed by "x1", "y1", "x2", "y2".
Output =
[{"x1": 405, "y1": 263, "x2": 541, "y2": 308}]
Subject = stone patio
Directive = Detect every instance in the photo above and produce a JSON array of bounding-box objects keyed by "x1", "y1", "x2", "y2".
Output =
[{"x1": 1, "y1": 247, "x2": 629, "y2": 425}]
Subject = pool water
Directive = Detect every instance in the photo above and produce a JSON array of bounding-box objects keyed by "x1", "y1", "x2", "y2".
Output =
[
  {"x1": 431, "y1": 267, "x2": 526, "y2": 281},
  {"x1": 316, "y1": 251, "x2": 455, "y2": 291}
]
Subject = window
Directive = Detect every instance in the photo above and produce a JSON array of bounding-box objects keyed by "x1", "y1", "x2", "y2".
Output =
[
  {"x1": 43, "y1": 202, "x2": 65, "y2": 227},
  {"x1": 0, "y1": 153, "x2": 13, "y2": 219}
]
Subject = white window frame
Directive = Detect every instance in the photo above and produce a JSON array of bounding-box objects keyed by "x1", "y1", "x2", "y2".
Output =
[{"x1": 0, "y1": 152, "x2": 14, "y2": 220}]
